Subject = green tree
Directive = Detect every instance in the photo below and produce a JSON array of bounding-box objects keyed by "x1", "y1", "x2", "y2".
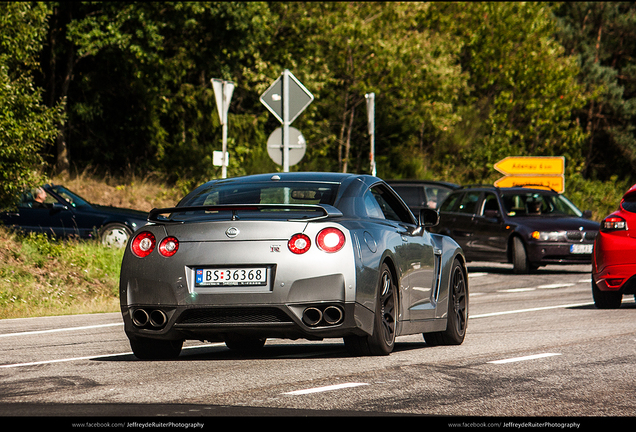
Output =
[
  {"x1": 41, "y1": 2, "x2": 276, "y2": 181},
  {"x1": 426, "y1": 2, "x2": 588, "y2": 182},
  {"x1": 265, "y1": 2, "x2": 468, "y2": 178},
  {"x1": 553, "y1": 2, "x2": 636, "y2": 182},
  {"x1": 0, "y1": 2, "x2": 63, "y2": 205}
]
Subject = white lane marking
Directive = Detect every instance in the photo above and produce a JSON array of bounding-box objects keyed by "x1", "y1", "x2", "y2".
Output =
[
  {"x1": 497, "y1": 283, "x2": 575, "y2": 293},
  {"x1": 470, "y1": 302, "x2": 593, "y2": 319},
  {"x1": 0, "y1": 343, "x2": 223, "y2": 369},
  {"x1": 0, "y1": 322, "x2": 122, "y2": 338},
  {"x1": 538, "y1": 283, "x2": 574, "y2": 289},
  {"x1": 469, "y1": 272, "x2": 488, "y2": 278},
  {"x1": 283, "y1": 383, "x2": 368, "y2": 395},
  {"x1": 498, "y1": 287, "x2": 536, "y2": 293},
  {"x1": 489, "y1": 353, "x2": 561, "y2": 364},
  {"x1": 0, "y1": 352, "x2": 129, "y2": 369}
]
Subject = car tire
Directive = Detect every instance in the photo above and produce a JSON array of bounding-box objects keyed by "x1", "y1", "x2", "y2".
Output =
[
  {"x1": 344, "y1": 263, "x2": 397, "y2": 356},
  {"x1": 100, "y1": 223, "x2": 132, "y2": 248},
  {"x1": 129, "y1": 337, "x2": 183, "y2": 360},
  {"x1": 592, "y1": 279, "x2": 622, "y2": 309},
  {"x1": 224, "y1": 335, "x2": 267, "y2": 353},
  {"x1": 512, "y1": 236, "x2": 530, "y2": 274},
  {"x1": 423, "y1": 258, "x2": 468, "y2": 346}
]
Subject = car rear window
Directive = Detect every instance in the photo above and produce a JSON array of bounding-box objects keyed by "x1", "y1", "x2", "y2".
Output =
[
  {"x1": 183, "y1": 182, "x2": 339, "y2": 207},
  {"x1": 165, "y1": 181, "x2": 341, "y2": 222},
  {"x1": 622, "y1": 196, "x2": 636, "y2": 213}
]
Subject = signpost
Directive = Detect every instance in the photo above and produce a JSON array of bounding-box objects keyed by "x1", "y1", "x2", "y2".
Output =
[
  {"x1": 260, "y1": 70, "x2": 314, "y2": 172},
  {"x1": 211, "y1": 79, "x2": 235, "y2": 179},
  {"x1": 365, "y1": 93, "x2": 376, "y2": 177},
  {"x1": 494, "y1": 156, "x2": 565, "y2": 192}
]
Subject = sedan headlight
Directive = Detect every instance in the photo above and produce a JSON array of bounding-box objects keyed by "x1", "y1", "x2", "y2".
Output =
[{"x1": 531, "y1": 230, "x2": 566, "y2": 241}]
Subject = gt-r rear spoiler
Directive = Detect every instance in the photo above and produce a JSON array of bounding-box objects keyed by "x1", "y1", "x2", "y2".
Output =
[{"x1": 147, "y1": 203, "x2": 343, "y2": 223}]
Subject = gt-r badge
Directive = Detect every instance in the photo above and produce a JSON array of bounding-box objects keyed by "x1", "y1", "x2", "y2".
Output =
[{"x1": 225, "y1": 227, "x2": 240, "y2": 238}]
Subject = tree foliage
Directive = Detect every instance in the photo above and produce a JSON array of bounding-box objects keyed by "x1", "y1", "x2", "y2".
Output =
[
  {"x1": 424, "y1": 2, "x2": 588, "y2": 182},
  {"x1": 553, "y1": 2, "x2": 636, "y2": 182},
  {"x1": 3, "y1": 1, "x2": 636, "y2": 197},
  {"x1": 0, "y1": 2, "x2": 63, "y2": 206}
]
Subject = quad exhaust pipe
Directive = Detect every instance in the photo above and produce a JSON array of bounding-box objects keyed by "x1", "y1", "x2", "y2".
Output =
[
  {"x1": 302, "y1": 305, "x2": 344, "y2": 327},
  {"x1": 131, "y1": 308, "x2": 167, "y2": 329}
]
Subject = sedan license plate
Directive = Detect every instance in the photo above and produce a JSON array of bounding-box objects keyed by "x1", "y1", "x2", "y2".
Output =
[
  {"x1": 570, "y1": 244, "x2": 593, "y2": 254},
  {"x1": 195, "y1": 267, "x2": 268, "y2": 287}
]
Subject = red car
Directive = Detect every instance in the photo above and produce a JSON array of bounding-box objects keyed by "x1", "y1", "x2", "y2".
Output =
[{"x1": 592, "y1": 184, "x2": 636, "y2": 308}]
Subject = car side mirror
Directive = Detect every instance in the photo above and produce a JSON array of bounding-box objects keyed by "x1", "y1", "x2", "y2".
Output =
[
  {"x1": 582, "y1": 210, "x2": 592, "y2": 219},
  {"x1": 484, "y1": 209, "x2": 501, "y2": 219},
  {"x1": 419, "y1": 208, "x2": 439, "y2": 227},
  {"x1": 52, "y1": 202, "x2": 68, "y2": 212}
]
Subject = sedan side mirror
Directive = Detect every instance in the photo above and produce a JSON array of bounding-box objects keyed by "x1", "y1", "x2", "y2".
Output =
[
  {"x1": 483, "y1": 209, "x2": 501, "y2": 220},
  {"x1": 582, "y1": 210, "x2": 592, "y2": 219},
  {"x1": 419, "y1": 208, "x2": 440, "y2": 227}
]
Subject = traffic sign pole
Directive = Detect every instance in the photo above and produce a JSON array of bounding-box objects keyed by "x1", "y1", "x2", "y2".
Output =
[
  {"x1": 260, "y1": 70, "x2": 313, "y2": 171},
  {"x1": 365, "y1": 93, "x2": 376, "y2": 176},
  {"x1": 283, "y1": 70, "x2": 290, "y2": 173},
  {"x1": 211, "y1": 79, "x2": 235, "y2": 179}
]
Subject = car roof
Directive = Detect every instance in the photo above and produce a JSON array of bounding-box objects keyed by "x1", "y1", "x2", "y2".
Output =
[
  {"x1": 386, "y1": 179, "x2": 459, "y2": 188},
  {"x1": 202, "y1": 172, "x2": 364, "y2": 185},
  {"x1": 454, "y1": 185, "x2": 560, "y2": 195}
]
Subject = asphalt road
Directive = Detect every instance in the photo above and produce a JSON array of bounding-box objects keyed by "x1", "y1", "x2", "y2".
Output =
[{"x1": 1, "y1": 262, "x2": 634, "y2": 424}]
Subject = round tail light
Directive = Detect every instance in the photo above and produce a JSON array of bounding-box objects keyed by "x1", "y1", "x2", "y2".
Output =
[
  {"x1": 159, "y1": 236, "x2": 179, "y2": 257},
  {"x1": 288, "y1": 233, "x2": 311, "y2": 254},
  {"x1": 131, "y1": 231, "x2": 156, "y2": 258},
  {"x1": 316, "y1": 227, "x2": 346, "y2": 253}
]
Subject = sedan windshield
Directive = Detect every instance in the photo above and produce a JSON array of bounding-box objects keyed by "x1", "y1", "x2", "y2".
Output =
[
  {"x1": 501, "y1": 192, "x2": 582, "y2": 217},
  {"x1": 50, "y1": 186, "x2": 91, "y2": 208}
]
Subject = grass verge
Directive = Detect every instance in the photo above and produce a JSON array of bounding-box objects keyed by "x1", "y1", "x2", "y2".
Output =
[{"x1": 0, "y1": 227, "x2": 124, "y2": 319}]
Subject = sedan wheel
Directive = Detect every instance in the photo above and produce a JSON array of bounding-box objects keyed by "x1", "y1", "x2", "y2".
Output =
[
  {"x1": 424, "y1": 258, "x2": 468, "y2": 346},
  {"x1": 592, "y1": 279, "x2": 622, "y2": 309},
  {"x1": 100, "y1": 223, "x2": 132, "y2": 248},
  {"x1": 344, "y1": 263, "x2": 397, "y2": 356},
  {"x1": 512, "y1": 236, "x2": 530, "y2": 274}
]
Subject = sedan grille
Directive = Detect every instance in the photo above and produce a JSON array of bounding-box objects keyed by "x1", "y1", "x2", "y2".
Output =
[
  {"x1": 566, "y1": 230, "x2": 597, "y2": 242},
  {"x1": 177, "y1": 307, "x2": 294, "y2": 325}
]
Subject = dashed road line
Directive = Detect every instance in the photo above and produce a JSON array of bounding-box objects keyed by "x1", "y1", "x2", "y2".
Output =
[
  {"x1": 489, "y1": 353, "x2": 561, "y2": 364},
  {"x1": 470, "y1": 302, "x2": 594, "y2": 319},
  {"x1": 0, "y1": 343, "x2": 223, "y2": 369},
  {"x1": 283, "y1": 383, "x2": 368, "y2": 395},
  {"x1": 0, "y1": 322, "x2": 122, "y2": 338}
]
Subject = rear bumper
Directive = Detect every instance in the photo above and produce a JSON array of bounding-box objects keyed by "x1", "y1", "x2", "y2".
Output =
[
  {"x1": 121, "y1": 301, "x2": 374, "y2": 342},
  {"x1": 592, "y1": 264, "x2": 636, "y2": 293}
]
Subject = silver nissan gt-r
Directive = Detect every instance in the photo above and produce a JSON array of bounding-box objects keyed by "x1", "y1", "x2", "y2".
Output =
[{"x1": 119, "y1": 172, "x2": 468, "y2": 358}]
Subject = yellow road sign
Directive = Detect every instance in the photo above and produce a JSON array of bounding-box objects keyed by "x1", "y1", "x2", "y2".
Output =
[
  {"x1": 494, "y1": 156, "x2": 565, "y2": 176},
  {"x1": 494, "y1": 175, "x2": 565, "y2": 193}
]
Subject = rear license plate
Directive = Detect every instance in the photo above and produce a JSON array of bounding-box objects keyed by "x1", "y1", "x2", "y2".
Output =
[
  {"x1": 570, "y1": 244, "x2": 593, "y2": 254},
  {"x1": 195, "y1": 267, "x2": 268, "y2": 287}
]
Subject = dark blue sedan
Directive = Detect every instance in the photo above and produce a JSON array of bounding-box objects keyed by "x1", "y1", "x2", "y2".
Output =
[{"x1": 0, "y1": 184, "x2": 148, "y2": 247}]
